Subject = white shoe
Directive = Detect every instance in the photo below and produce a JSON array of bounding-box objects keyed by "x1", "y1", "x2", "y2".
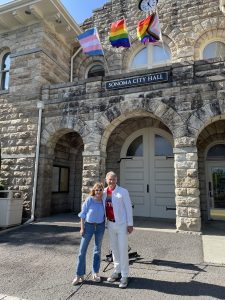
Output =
[
  {"x1": 119, "y1": 277, "x2": 128, "y2": 288},
  {"x1": 93, "y1": 273, "x2": 101, "y2": 282},
  {"x1": 107, "y1": 272, "x2": 120, "y2": 282},
  {"x1": 72, "y1": 276, "x2": 84, "y2": 286}
]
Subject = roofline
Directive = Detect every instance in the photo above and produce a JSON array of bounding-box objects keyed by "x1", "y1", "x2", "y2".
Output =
[{"x1": 0, "y1": 0, "x2": 82, "y2": 35}]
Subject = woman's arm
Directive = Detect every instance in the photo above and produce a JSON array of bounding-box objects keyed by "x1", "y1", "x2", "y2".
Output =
[{"x1": 80, "y1": 218, "x2": 85, "y2": 236}]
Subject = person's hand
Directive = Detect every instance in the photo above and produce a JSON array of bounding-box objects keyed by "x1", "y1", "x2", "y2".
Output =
[
  {"x1": 80, "y1": 228, "x2": 84, "y2": 236},
  {"x1": 127, "y1": 226, "x2": 133, "y2": 234}
]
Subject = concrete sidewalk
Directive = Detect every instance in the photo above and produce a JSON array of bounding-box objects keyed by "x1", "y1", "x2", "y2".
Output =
[{"x1": 0, "y1": 214, "x2": 225, "y2": 300}]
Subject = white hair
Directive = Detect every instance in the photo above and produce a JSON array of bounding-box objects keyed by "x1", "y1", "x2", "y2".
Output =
[{"x1": 105, "y1": 171, "x2": 117, "y2": 179}]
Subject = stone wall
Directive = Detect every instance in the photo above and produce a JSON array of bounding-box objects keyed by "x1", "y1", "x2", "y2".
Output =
[
  {"x1": 74, "y1": 0, "x2": 224, "y2": 79},
  {"x1": 0, "y1": 22, "x2": 72, "y2": 215}
]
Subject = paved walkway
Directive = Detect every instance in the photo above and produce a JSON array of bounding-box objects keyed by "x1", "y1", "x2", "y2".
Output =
[{"x1": 0, "y1": 214, "x2": 224, "y2": 300}]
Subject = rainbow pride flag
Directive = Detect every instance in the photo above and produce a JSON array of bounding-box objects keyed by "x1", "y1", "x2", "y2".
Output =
[
  {"x1": 109, "y1": 19, "x2": 131, "y2": 48},
  {"x1": 137, "y1": 13, "x2": 161, "y2": 44}
]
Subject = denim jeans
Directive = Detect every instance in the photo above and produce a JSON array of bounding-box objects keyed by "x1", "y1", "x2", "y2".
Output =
[{"x1": 76, "y1": 221, "x2": 105, "y2": 276}]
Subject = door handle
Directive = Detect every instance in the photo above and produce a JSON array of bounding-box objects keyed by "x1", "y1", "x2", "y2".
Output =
[
  {"x1": 147, "y1": 184, "x2": 149, "y2": 193},
  {"x1": 208, "y1": 181, "x2": 212, "y2": 197}
]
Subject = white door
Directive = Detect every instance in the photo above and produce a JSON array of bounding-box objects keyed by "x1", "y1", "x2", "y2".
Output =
[
  {"x1": 120, "y1": 127, "x2": 175, "y2": 218},
  {"x1": 207, "y1": 162, "x2": 225, "y2": 221}
]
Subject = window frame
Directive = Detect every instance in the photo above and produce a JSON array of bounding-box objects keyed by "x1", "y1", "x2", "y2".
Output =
[
  {"x1": 0, "y1": 51, "x2": 11, "y2": 90},
  {"x1": 129, "y1": 43, "x2": 171, "y2": 71},
  {"x1": 52, "y1": 166, "x2": 70, "y2": 193},
  {"x1": 201, "y1": 39, "x2": 225, "y2": 60},
  {"x1": 85, "y1": 63, "x2": 105, "y2": 79}
]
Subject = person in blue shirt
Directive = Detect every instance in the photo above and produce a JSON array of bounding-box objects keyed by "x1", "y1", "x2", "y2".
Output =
[{"x1": 72, "y1": 182, "x2": 105, "y2": 285}]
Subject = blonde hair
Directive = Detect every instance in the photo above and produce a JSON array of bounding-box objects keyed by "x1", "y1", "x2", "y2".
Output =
[{"x1": 90, "y1": 182, "x2": 104, "y2": 196}]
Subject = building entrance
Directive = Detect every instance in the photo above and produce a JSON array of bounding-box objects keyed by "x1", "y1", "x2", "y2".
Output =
[
  {"x1": 207, "y1": 162, "x2": 225, "y2": 221},
  {"x1": 120, "y1": 127, "x2": 175, "y2": 218}
]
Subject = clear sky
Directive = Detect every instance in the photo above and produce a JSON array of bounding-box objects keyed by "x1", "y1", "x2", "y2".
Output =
[{"x1": 0, "y1": 0, "x2": 108, "y2": 24}]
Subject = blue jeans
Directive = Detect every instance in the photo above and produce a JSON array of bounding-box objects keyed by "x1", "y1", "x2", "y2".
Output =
[{"x1": 76, "y1": 221, "x2": 105, "y2": 276}]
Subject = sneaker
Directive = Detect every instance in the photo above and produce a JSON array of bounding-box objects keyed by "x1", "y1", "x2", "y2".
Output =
[
  {"x1": 72, "y1": 276, "x2": 84, "y2": 286},
  {"x1": 93, "y1": 273, "x2": 101, "y2": 282},
  {"x1": 119, "y1": 277, "x2": 128, "y2": 288},
  {"x1": 107, "y1": 272, "x2": 121, "y2": 282}
]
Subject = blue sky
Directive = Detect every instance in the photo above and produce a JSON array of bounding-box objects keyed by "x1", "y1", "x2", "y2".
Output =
[{"x1": 0, "y1": 0, "x2": 108, "y2": 24}]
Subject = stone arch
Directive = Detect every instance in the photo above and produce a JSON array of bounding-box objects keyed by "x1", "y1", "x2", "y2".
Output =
[
  {"x1": 36, "y1": 116, "x2": 87, "y2": 217},
  {"x1": 41, "y1": 116, "x2": 92, "y2": 150},
  {"x1": 97, "y1": 96, "x2": 183, "y2": 153},
  {"x1": 190, "y1": 106, "x2": 225, "y2": 145},
  {"x1": 122, "y1": 35, "x2": 177, "y2": 72},
  {"x1": 194, "y1": 28, "x2": 225, "y2": 60},
  {"x1": 73, "y1": 52, "x2": 105, "y2": 80}
]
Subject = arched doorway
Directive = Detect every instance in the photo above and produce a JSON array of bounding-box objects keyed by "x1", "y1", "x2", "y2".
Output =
[
  {"x1": 120, "y1": 127, "x2": 175, "y2": 218},
  {"x1": 197, "y1": 119, "x2": 225, "y2": 223},
  {"x1": 105, "y1": 116, "x2": 175, "y2": 219},
  {"x1": 51, "y1": 131, "x2": 84, "y2": 214},
  {"x1": 36, "y1": 130, "x2": 84, "y2": 217}
]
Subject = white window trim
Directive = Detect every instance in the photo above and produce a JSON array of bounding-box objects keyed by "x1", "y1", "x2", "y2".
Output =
[
  {"x1": 129, "y1": 43, "x2": 171, "y2": 71},
  {"x1": 200, "y1": 39, "x2": 225, "y2": 59},
  {"x1": 0, "y1": 49, "x2": 10, "y2": 90}
]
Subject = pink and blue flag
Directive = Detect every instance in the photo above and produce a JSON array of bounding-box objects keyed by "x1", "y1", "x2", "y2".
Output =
[{"x1": 77, "y1": 28, "x2": 104, "y2": 56}]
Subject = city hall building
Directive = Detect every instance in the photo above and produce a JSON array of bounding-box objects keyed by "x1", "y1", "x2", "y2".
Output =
[{"x1": 0, "y1": 0, "x2": 225, "y2": 232}]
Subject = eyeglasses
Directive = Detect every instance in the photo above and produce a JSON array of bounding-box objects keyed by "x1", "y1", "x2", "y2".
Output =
[{"x1": 95, "y1": 189, "x2": 103, "y2": 192}]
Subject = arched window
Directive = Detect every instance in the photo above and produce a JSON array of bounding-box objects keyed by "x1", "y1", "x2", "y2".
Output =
[
  {"x1": 207, "y1": 144, "x2": 225, "y2": 158},
  {"x1": 87, "y1": 64, "x2": 105, "y2": 78},
  {"x1": 1, "y1": 52, "x2": 10, "y2": 90},
  {"x1": 155, "y1": 134, "x2": 173, "y2": 156},
  {"x1": 126, "y1": 136, "x2": 143, "y2": 156},
  {"x1": 130, "y1": 44, "x2": 171, "y2": 70},
  {"x1": 203, "y1": 42, "x2": 225, "y2": 59}
]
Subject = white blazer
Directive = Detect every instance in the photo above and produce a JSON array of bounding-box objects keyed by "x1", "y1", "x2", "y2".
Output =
[{"x1": 103, "y1": 185, "x2": 133, "y2": 226}]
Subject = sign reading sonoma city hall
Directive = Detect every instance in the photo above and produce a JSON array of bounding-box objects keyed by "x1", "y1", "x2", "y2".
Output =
[{"x1": 105, "y1": 72, "x2": 168, "y2": 90}]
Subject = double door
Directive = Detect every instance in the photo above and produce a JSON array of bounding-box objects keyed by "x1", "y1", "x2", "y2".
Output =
[{"x1": 120, "y1": 128, "x2": 175, "y2": 218}]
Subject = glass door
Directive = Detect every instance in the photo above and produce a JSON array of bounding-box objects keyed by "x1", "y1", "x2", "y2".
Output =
[{"x1": 208, "y1": 164, "x2": 225, "y2": 220}]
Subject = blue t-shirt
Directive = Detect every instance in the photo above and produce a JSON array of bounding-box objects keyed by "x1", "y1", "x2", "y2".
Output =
[{"x1": 78, "y1": 196, "x2": 105, "y2": 224}]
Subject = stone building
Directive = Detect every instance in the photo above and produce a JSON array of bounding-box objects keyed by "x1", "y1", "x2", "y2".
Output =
[{"x1": 1, "y1": 0, "x2": 225, "y2": 232}]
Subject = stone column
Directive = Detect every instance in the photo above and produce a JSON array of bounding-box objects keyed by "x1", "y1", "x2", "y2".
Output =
[
  {"x1": 174, "y1": 146, "x2": 201, "y2": 232},
  {"x1": 82, "y1": 150, "x2": 106, "y2": 202}
]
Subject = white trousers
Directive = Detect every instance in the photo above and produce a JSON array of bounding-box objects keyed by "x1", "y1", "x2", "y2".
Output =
[{"x1": 108, "y1": 221, "x2": 129, "y2": 277}]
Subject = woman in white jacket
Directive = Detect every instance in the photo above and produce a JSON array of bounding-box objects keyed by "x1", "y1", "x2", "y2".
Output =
[{"x1": 103, "y1": 171, "x2": 133, "y2": 289}]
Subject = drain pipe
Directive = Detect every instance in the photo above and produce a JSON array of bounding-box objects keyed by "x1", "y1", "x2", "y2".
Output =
[
  {"x1": 25, "y1": 101, "x2": 44, "y2": 224},
  {"x1": 70, "y1": 47, "x2": 82, "y2": 82}
]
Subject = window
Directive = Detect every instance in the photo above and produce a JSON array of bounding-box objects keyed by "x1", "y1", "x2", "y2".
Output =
[
  {"x1": 1, "y1": 52, "x2": 10, "y2": 90},
  {"x1": 203, "y1": 42, "x2": 225, "y2": 59},
  {"x1": 130, "y1": 44, "x2": 171, "y2": 70},
  {"x1": 155, "y1": 134, "x2": 173, "y2": 156},
  {"x1": 87, "y1": 64, "x2": 105, "y2": 78},
  {"x1": 52, "y1": 166, "x2": 69, "y2": 192},
  {"x1": 207, "y1": 144, "x2": 225, "y2": 158},
  {"x1": 127, "y1": 136, "x2": 143, "y2": 156}
]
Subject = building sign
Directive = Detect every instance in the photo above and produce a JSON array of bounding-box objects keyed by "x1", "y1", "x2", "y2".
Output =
[{"x1": 105, "y1": 72, "x2": 168, "y2": 90}]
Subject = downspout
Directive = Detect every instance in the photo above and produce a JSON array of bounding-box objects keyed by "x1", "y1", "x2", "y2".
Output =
[
  {"x1": 70, "y1": 47, "x2": 82, "y2": 82},
  {"x1": 25, "y1": 101, "x2": 44, "y2": 224}
]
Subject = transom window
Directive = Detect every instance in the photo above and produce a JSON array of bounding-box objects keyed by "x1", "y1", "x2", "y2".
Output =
[
  {"x1": 155, "y1": 134, "x2": 173, "y2": 156},
  {"x1": 87, "y1": 64, "x2": 105, "y2": 78},
  {"x1": 203, "y1": 42, "x2": 225, "y2": 59},
  {"x1": 130, "y1": 44, "x2": 171, "y2": 70},
  {"x1": 126, "y1": 136, "x2": 143, "y2": 156},
  {"x1": 207, "y1": 144, "x2": 225, "y2": 158},
  {"x1": 0, "y1": 52, "x2": 10, "y2": 90}
]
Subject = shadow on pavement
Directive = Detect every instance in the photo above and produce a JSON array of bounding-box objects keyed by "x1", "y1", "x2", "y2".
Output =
[
  {"x1": 150, "y1": 259, "x2": 205, "y2": 272},
  {"x1": 128, "y1": 277, "x2": 225, "y2": 299},
  {"x1": 0, "y1": 223, "x2": 80, "y2": 246}
]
